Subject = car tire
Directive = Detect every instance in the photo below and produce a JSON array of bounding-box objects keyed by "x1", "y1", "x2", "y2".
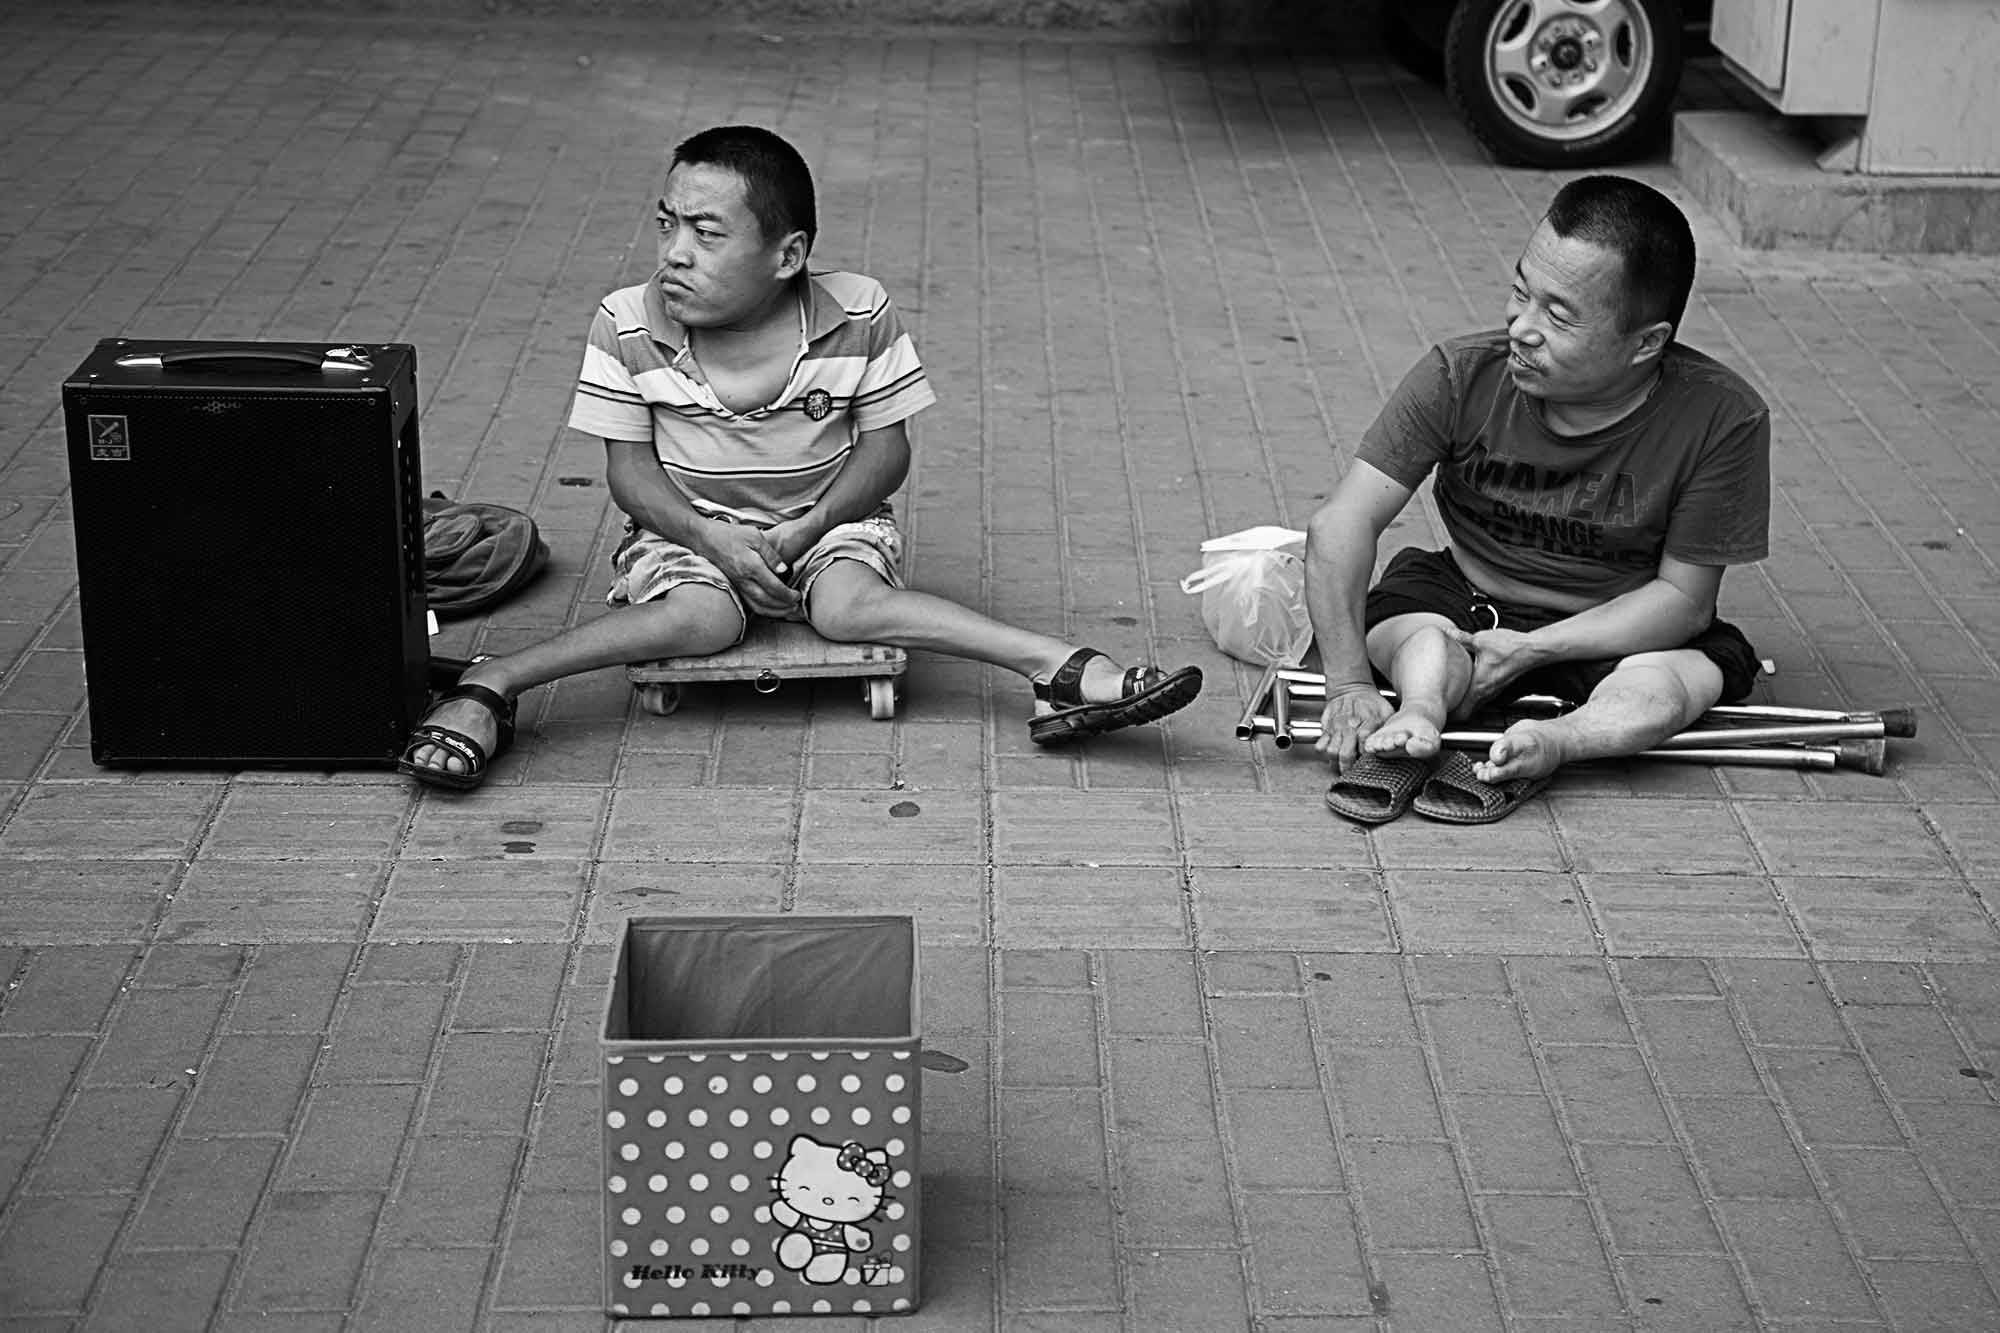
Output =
[{"x1": 1445, "y1": 0, "x2": 1684, "y2": 168}]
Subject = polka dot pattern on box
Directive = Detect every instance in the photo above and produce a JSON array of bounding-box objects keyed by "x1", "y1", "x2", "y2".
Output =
[{"x1": 604, "y1": 1047, "x2": 919, "y2": 1317}]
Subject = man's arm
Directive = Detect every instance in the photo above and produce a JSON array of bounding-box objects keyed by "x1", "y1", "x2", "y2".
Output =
[
  {"x1": 765, "y1": 422, "x2": 912, "y2": 567},
  {"x1": 602, "y1": 438, "x2": 797, "y2": 615},
  {"x1": 1305, "y1": 460, "x2": 1419, "y2": 768},
  {"x1": 1457, "y1": 554, "x2": 1722, "y2": 710}
]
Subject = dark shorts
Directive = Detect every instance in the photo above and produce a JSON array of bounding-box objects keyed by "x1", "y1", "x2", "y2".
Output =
[{"x1": 1363, "y1": 547, "x2": 1761, "y2": 705}]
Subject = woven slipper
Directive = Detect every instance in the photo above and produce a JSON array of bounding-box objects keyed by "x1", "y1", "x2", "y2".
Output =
[
  {"x1": 1411, "y1": 750, "x2": 1551, "y2": 825},
  {"x1": 397, "y1": 682, "x2": 516, "y2": 791},
  {"x1": 1325, "y1": 753, "x2": 1432, "y2": 825},
  {"x1": 1028, "y1": 648, "x2": 1203, "y2": 746}
]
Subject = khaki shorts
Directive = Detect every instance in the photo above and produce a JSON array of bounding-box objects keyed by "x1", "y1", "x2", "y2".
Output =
[{"x1": 606, "y1": 505, "x2": 904, "y2": 641}]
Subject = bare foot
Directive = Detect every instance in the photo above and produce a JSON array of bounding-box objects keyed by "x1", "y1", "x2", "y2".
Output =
[
  {"x1": 1361, "y1": 705, "x2": 1444, "y2": 760},
  {"x1": 1475, "y1": 719, "x2": 1568, "y2": 784},
  {"x1": 405, "y1": 668, "x2": 508, "y2": 779}
]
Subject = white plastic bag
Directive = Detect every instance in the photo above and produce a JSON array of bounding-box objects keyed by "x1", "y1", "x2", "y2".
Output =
[{"x1": 1178, "y1": 525, "x2": 1312, "y2": 666}]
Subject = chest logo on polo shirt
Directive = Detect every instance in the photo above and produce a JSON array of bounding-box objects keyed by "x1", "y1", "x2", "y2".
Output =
[{"x1": 803, "y1": 389, "x2": 833, "y2": 421}]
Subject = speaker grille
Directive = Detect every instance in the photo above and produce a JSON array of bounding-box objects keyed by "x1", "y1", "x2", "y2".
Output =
[{"x1": 66, "y1": 361, "x2": 428, "y2": 767}]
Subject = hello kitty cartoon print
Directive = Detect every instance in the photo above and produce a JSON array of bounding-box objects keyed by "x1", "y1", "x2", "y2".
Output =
[{"x1": 769, "y1": 1134, "x2": 891, "y2": 1285}]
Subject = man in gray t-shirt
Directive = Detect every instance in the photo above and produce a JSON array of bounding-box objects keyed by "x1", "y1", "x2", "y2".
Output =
[{"x1": 1305, "y1": 176, "x2": 1771, "y2": 823}]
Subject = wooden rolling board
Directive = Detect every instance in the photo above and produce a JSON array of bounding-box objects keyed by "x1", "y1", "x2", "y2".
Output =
[{"x1": 625, "y1": 617, "x2": 906, "y2": 718}]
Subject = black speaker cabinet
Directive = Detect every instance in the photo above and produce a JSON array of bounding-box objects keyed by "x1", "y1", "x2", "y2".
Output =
[{"x1": 62, "y1": 339, "x2": 430, "y2": 768}]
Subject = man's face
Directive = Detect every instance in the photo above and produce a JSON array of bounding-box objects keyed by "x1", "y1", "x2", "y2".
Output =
[
  {"x1": 1502, "y1": 219, "x2": 1653, "y2": 404},
  {"x1": 654, "y1": 162, "x2": 800, "y2": 329}
]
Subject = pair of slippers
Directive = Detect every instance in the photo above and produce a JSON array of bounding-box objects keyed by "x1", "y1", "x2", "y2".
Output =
[{"x1": 1325, "y1": 750, "x2": 1550, "y2": 825}]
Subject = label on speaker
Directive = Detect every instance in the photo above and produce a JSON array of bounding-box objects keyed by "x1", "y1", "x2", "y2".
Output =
[{"x1": 87, "y1": 415, "x2": 131, "y2": 460}]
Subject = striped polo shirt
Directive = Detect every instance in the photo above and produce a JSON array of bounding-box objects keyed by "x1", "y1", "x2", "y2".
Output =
[{"x1": 567, "y1": 269, "x2": 936, "y2": 526}]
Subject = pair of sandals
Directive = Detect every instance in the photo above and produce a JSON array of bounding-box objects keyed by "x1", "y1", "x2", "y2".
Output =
[
  {"x1": 398, "y1": 646, "x2": 1200, "y2": 790},
  {"x1": 1326, "y1": 750, "x2": 1551, "y2": 826}
]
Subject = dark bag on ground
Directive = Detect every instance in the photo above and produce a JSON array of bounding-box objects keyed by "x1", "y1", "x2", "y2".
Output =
[{"x1": 422, "y1": 492, "x2": 549, "y2": 617}]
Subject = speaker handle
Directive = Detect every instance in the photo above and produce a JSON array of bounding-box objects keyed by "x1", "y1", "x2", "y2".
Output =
[{"x1": 114, "y1": 345, "x2": 374, "y2": 373}]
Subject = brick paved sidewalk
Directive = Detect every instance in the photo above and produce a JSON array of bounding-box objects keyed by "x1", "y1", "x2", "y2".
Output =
[{"x1": 2, "y1": 5, "x2": 1998, "y2": 1331}]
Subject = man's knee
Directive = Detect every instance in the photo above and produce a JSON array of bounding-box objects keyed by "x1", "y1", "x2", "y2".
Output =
[
  {"x1": 628, "y1": 584, "x2": 744, "y2": 657},
  {"x1": 1595, "y1": 649, "x2": 1724, "y2": 722},
  {"x1": 1365, "y1": 613, "x2": 1461, "y2": 672},
  {"x1": 805, "y1": 570, "x2": 894, "y2": 642}
]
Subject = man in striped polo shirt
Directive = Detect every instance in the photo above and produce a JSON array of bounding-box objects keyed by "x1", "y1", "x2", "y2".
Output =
[{"x1": 400, "y1": 125, "x2": 1201, "y2": 789}]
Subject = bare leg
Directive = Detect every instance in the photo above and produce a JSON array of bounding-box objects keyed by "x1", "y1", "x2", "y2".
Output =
[
  {"x1": 1359, "y1": 615, "x2": 1472, "y2": 760},
  {"x1": 1476, "y1": 650, "x2": 1724, "y2": 784},
  {"x1": 805, "y1": 562, "x2": 1163, "y2": 704},
  {"x1": 406, "y1": 584, "x2": 744, "y2": 779}
]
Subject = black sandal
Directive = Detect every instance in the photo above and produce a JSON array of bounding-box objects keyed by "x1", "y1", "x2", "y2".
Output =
[
  {"x1": 1028, "y1": 648, "x2": 1202, "y2": 746},
  {"x1": 397, "y1": 682, "x2": 517, "y2": 790}
]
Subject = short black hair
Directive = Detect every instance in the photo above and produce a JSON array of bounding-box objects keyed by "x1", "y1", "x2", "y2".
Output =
[
  {"x1": 670, "y1": 125, "x2": 817, "y2": 253},
  {"x1": 1543, "y1": 175, "x2": 1695, "y2": 337}
]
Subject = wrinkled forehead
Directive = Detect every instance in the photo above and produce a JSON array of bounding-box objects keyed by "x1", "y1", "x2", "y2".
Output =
[
  {"x1": 659, "y1": 161, "x2": 754, "y2": 224},
  {"x1": 1517, "y1": 218, "x2": 1628, "y2": 318}
]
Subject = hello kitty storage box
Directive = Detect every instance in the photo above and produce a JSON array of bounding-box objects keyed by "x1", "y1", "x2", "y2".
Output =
[{"x1": 601, "y1": 915, "x2": 922, "y2": 1318}]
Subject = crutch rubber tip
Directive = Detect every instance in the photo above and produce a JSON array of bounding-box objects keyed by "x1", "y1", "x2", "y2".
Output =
[
  {"x1": 1879, "y1": 707, "x2": 1917, "y2": 739},
  {"x1": 1836, "y1": 739, "x2": 1888, "y2": 776}
]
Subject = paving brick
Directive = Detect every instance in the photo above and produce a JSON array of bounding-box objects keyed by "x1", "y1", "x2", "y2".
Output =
[
  {"x1": 0, "y1": 946, "x2": 135, "y2": 1033},
  {"x1": 991, "y1": 791, "x2": 1178, "y2": 866},
  {"x1": 1388, "y1": 870, "x2": 1600, "y2": 954},
  {"x1": 1584, "y1": 872, "x2": 1803, "y2": 957},
  {"x1": 1226, "y1": 1089, "x2": 1340, "y2": 1191},
  {"x1": 0, "y1": 1193, "x2": 130, "y2": 1314},
  {"x1": 0, "y1": 1034, "x2": 92, "y2": 1134},
  {"x1": 1738, "y1": 802, "x2": 1957, "y2": 878},
  {"x1": 1714, "y1": 1197, "x2": 1876, "y2": 1321},
  {"x1": 1868, "y1": 1259, "x2": 2000, "y2": 1332},
  {"x1": 999, "y1": 990, "x2": 1098, "y2": 1089},
  {"x1": 1423, "y1": 998, "x2": 1541, "y2": 1094},
  {"x1": 585, "y1": 862, "x2": 788, "y2": 943},
  {"x1": 453, "y1": 944, "x2": 570, "y2": 1033},
  {"x1": 789, "y1": 862, "x2": 987, "y2": 948},
  {"x1": 1304, "y1": 956, "x2": 1421, "y2": 1045},
  {"x1": 1210, "y1": 995, "x2": 1319, "y2": 1090},
  {"x1": 350, "y1": 1247, "x2": 490, "y2": 1332},
  {"x1": 1509, "y1": 958, "x2": 1633, "y2": 1046},
  {"x1": 227, "y1": 945, "x2": 354, "y2": 1034},
  {"x1": 1677, "y1": 1096, "x2": 1819, "y2": 1200},
  {"x1": 31, "y1": 1084, "x2": 181, "y2": 1193},
  {"x1": 1540, "y1": 1045, "x2": 1675, "y2": 1144},
  {"x1": 1126, "y1": 1247, "x2": 1250, "y2": 1330},
  {"x1": 1847, "y1": 1004, "x2": 1996, "y2": 1105},
  {"x1": 601, "y1": 789, "x2": 798, "y2": 863},
  {"x1": 1348, "y1": 1139, "x2": 1478, "y2": 1250},
  {"x1": 997, "y1": 1082, "x2": 1116, "y2": 1305},
  {"x1": 354, "y1": 944, "x2": 460, "y2": 986},
  {"x1": 0, "y1": 786, "x2": 214, "y2": 860},
  {"x1": 375, "y1": 860, "x2": 586, "y2": 943},
  {"x1": 1454, "y1": 1094, "x2": 1579, "y2": 1194},
  {"x1": 992, "y1": 866, "x2": 1188, "y2": 949},
  {"x1": 379, "y1": 1134, "x2": 522, "y2": 1247},
  {"x1": 0, "y1": 860, "x2": 170, "y2": 942},
  {"x1": 1629, "y1": 999, "x2": 1768, "y2": 1098},
  {"x1": 1101, "y1": 950, "x2": 1203, "y2": 1037},
  {"x1": 320, "y1": 985, "x2": 449, "y2": 1084},
  {"x1": 127, "y1": 1135, "x2": 282, "y2": 1250},
  {"x1": 1778, "y1": 874, "x2": 2000, "y2": 960},
  {"x1": 422, "y1": 1033, "x2": 548, "y2": 1135},
  {"x1": 403, "y1": 789, "x2": 605, "y2": 861},
  {"x1": 84, "y1": 1248, "x2": 232, "y2": 1333},
  {"x1": 233, "y1": 1190, "x2": 382, "y2": 1312},
  {"x1": 180, "y1": 1034, "x2": 320, "y2": 1137},
  {"x1": 159, "y1": 861, "x2": 383, "y2": 945},
  {"x1": 1191, "y1": 868, "x2": 1390, "y2": 951},
  {"x1": 83, "y1": 986, "x2": 230, "y2": 1088},
  {"x1": 199, "y1": 787, "x2": 410, "y2": 861},
  {"x1": 1366, "y1": 1252, "x2": 1500, "y2": 1331},
  {"x1": 280, "y1": 1083, "x2": 422, "y2": 1192},
  {"x1": 1104, "y1": 1038, "x2": 1233, "y2": 1248},
  {"x1": 1618, "y1": 1254, "x2": 1755, "y2": 1330},
  {"x1": 491, "y1": 1190, "x2": 601, "y2": 1310},
  {"x1": 798, "y1": 789, "x2": 984, "y2": 865}
]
